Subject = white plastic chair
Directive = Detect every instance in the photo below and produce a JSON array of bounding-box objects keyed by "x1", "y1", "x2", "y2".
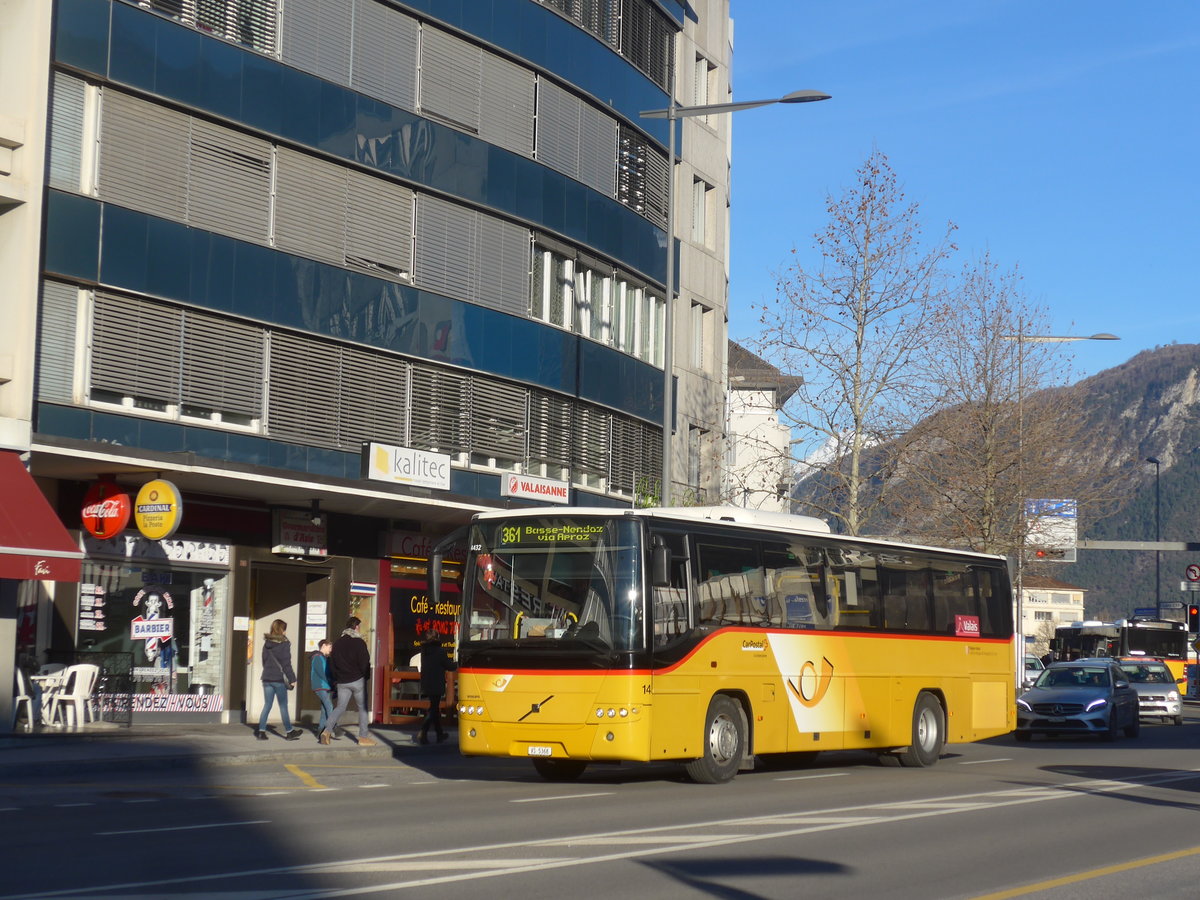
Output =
[
  {"x1": 48, "y1": 664, "x2": 100, "y2": 728},
  {"x1": 12, "y1": 669, "x2": 35, "y2": 732}
]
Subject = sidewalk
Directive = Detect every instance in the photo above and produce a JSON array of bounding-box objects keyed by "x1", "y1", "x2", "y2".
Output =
[{"x1": 0, "y1": 720, "x2": 444, "y2": 776}]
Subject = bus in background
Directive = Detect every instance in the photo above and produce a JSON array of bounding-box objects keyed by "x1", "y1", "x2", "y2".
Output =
[
  {"x1": 1051, "y1": 618, "x2": 1188, "y2": 683},
  {"x1": 434, "y1": 506, "x2": 1015, "y2": 784}
]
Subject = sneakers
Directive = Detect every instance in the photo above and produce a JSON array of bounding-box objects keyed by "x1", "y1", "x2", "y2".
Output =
[
  {"x1": 319, "y1": 729, "x2": 331, "y2": 745},
  {"x1": 357, "y1": 735, "x2": 377, "y2": 747},
  {"x1": 284, "y1": 729, "x2": 303, "y2": 741},
  {"x1": 254, "y1": 730, "x2": 268, "y2": 741}
]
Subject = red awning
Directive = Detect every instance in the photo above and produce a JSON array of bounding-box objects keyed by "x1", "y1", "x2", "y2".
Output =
[{"x1": 0, "y1": 450, "x2": 83, "y2": 582}]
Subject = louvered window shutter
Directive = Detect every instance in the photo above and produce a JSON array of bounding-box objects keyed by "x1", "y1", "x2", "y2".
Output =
[
  {"x1": 536, "y1": 79, "x2": 581, "y2": 182},
  {"x1": 48, "y1": 72, "x2": 86, "y2": 192},
  {"x1": 577, "y1": 102, "x2": 617, "y2": 197},
  {"x1": 572, "y1": 403, "x2": 610, "y2": 483},
  {"x1": 98, "y1": 90, "x2": 189, "y2": 222},
  {"x1": 345, "y1": 169, "x2": 413, "y2": 279},
  {"x1": 274, "y1": 146, "x2": 348, "y2": 265},
  {"x1": 410, "y1": 364, "x2": 469, "y2": 455},
  {"x1": 470, "y1": 379, "x2": 528, "y2": 463},
  {"x1": 609, "y1": 415, "x2": 640, "y2": 494},
  {"x1": 335, "y1": 345, "x2": 409, "y2": 449},
  {"x1": 528, "y1": 390, "x2": 572, "y2": 473},
  {"x1": 479, "y1": 53, "x2": 535, "y2": 157},
  {"x1": 267, "y1": 331, "x2": 342, "y2": 448},
  {"x1": 475, "y1": 216, "x2": 531, "y2": 316},
  {"x1": 414, "y1": 195, "x2": 476, "y2": 300},
  {"x1": 351, "y1": 0, "x2": 419, "y2": 112},
  {"x1": 180, "y1": 309, "x2": 264, "y2": 419},
  {"x1": 187, "y1": 118, "x2": 272, "y2": 244},
  {"x1": 90, "y1": 293, "x2": 183, "y2": 404},
  {"x1": 420, "y1": 27, "x2": 481, "y2": 132},
  {"x1": 280, "y1": 0, "x2": 351, "y2": 86},
  {"x1": 37, "y1": 281, "x2": 79, "y2": 404}
]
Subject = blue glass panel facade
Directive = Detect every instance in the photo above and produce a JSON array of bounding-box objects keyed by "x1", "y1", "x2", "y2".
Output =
[
  {"x1": 60, "y1": 1, "x2": 667, "y2": 286},
  {"x1": 54, "y1": 192, "x2": 662, "y2": 422}
]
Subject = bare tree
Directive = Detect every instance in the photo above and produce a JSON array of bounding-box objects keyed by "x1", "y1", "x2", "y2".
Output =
[
  {"x1": 890, "y1": 252, "x2": 1130, "y2": 556},
  {"x1": 753, "y1": 151, "x2": 957, "y2": 534}
]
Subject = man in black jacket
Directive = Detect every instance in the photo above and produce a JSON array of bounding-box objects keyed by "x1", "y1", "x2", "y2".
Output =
[
  {"x1": 417, "y1": 629, "x2": 458, "y2": 744},
  {"x1": 321, "y1": 616, "x2": 375, "y2": 746}
]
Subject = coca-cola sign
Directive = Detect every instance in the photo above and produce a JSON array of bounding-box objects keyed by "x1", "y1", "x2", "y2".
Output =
[{"x1": 81, "y1": 479, "x2": 132, "y2": 539}]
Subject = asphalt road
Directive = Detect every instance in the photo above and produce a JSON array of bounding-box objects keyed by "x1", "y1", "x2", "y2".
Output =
[{"x1": 2, "y1": 712, "x2": 1198, "y2": 899}]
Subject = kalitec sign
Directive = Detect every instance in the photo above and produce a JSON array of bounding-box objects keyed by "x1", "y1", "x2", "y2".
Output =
[
  {"x1": 500, "y1": 473, "x2": 570, "y2": 505},
  {"x1": 363, "y1": 442, "x2": 450, "y2": 491}
]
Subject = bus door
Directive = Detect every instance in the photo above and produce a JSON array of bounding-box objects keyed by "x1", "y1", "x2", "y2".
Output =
[{"x1": 647, "y1": 530, "x2": 700, "y2": 757}]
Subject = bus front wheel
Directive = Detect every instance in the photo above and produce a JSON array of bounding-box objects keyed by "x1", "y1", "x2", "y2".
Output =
[
  {"x1": 686, "y1": 695, "x2": 745, "y2": 784},
  {"x1": 898, "y1": 692, "x2": 944, "y2": 767},
  {"x1": 532, "y1": 758, "x2": 587, "y2": 782}
]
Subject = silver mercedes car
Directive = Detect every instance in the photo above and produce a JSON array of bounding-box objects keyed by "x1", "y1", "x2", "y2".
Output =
[
  {"x1": 1117, "y1": 659, "x2": 1185, "y2": 726},
  {"x1": 1015, "y1": 659, "x2": 1141, "y2": 741}
]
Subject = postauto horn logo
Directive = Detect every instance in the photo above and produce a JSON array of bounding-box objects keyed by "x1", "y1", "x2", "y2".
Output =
[{"x1": 786, "y1": 657, "x2": 835, "y2": 708}]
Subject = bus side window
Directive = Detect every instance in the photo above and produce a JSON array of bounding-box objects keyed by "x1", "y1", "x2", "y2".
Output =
[{"x1": 650, "y1": 531, "x2": 692, "y2": 645}]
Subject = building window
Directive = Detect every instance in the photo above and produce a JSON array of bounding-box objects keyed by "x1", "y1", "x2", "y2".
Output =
[
  {"x1": 689, "y1": 301, "x2": 709, "y2": 369},
  {"x1": 138, "y1": 0, "x2": 280, "y2": 57},
  {"x1": 1034, "y1": 611, "x2": 1053, "y2": 621},
  {"x1": 687, "y1": 425, "x2": 705, "y2": 489},
  {"x1": 691, "y1": 178, "x2": 713, "y2": 246},
  {"x1": 693, "y1": 54, "x2": 717, "y2": 124},
  {"x1": 576, "y1": 263, "x2": 613, "y2": 343},
  {"x1": 531, "y1": 248, "x2": 573, "y2": 330}
]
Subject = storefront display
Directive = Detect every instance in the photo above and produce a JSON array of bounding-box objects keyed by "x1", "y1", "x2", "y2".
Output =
[{"x1": 79, "y1": 535, "x2": 231, "y2": 714}]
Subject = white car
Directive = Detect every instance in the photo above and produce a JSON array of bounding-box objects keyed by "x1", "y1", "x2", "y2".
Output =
[
  {"x1": 1022, "y1": 655, "x2": 1045, "y2": 689},
  {"x1": 1117, "y1": 660, "x2": 1185, "y2": 725}
]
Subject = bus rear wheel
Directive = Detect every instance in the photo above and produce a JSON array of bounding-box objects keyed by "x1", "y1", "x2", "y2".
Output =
[
  {"x1": 898, "y1": 692, "x2": 944, "y2": 767},
  {"x1": 686, "y1": 695, "x2": 745, "y2": 784},
  {"x1": 532, "y1": 758, "x2": 587, "y2": 782}
]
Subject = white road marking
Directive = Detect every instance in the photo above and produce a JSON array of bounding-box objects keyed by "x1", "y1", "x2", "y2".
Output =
[
  {"x1": 773, "y1": 772, "x2": 848, "y2": 781},
  {"x1": 20, "y1": 768, "x2": 1198, "y2": 900},
  {"x1": 359, "y1": 784, "x2": 388, "y2": 789},
  {"x1": 959, "y1": 758, "x2": 1011, "y2": 765},
  {"x1": 510, "y1": 792, "x2": 613, "y2": 803},
  {"x1": 96, "y1": 820, "x2": 269, "y2": 836},
  {"x1": 54, "y1": 803, "x2": 93, "y2": 808}
]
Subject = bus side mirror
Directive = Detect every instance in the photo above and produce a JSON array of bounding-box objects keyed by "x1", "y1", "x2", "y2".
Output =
[
  {"x1": 651, "y1": 543, "x2": 672, "y2": 588},
  {"x1": 429, "y1": 525, "x2": 470, "y2": 609}
]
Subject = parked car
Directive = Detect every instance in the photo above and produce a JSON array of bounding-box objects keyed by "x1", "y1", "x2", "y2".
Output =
[
  {"x1": 1117, "y1": 659, "x2": 1185, "y2": 725},
  {"x1": 1022, "y1": 655, "x2": 1045, "y2": 688},
  {"x1": 1015, "y1": 659, "x2": 1140, "y2": 742}
]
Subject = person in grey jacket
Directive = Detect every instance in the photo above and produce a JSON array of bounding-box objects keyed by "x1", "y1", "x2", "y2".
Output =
[
  {"x1": 255, "y1": 619, "x2": 302, "y2": 741},
  {"x1": 322, "y1": 616, "x2": 375, "y2": 746}
]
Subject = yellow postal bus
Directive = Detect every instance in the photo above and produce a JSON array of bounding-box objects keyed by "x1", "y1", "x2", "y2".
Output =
[{"x1": 437, "y1": 506, "x2": 1015, "y2": 783}]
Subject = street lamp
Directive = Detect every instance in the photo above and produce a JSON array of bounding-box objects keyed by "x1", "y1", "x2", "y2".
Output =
[
  {"x1": 641, "y1": 89, "x2": 831, "y2": 505},
  {"x1": 1146, "y1": 456, "x2": 1161, "y2": 615},
  {"x1": 999, "y1": 329, "x2": 1119, "y2": 679}
]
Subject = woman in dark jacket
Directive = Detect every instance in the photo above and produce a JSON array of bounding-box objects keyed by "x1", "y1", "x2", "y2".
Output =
[
  {"x1": 255, "y1": 619, "x2": 302, "y2": 741},
  {"x1": 417, "y1": 630, "x2": 458, "y2": 744}
]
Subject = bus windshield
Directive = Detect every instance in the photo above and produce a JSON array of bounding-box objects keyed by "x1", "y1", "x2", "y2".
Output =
[{"x1": 463, "y1": 516, "x2": 644, "y2": 655}]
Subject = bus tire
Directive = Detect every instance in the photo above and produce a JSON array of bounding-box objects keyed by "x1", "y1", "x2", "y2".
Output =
[
  {"x1": 686, "y1": 695, "x2": 745, "y2": 784},
  {"x1": 898, "y1": 692, "x2": 944, "y2": 768},
  {"x1": 532, "y1": 758, "x2": 587, "y2": 782}
]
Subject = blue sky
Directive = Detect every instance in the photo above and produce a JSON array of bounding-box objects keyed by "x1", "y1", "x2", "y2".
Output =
[{"x1": 726, "y1": 0, "x2": 1200, "y2": 380}]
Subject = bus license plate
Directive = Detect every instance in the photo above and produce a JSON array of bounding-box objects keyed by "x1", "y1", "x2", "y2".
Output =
[{"x1": 527, "y1": 746, "x2": 553, "y2": 757}]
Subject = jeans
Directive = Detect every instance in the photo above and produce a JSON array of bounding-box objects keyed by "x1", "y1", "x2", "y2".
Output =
[
  {"x1": 420, "y1": 693, "x2": 445, "y2": 738},
  {"x1": 315, "y1": 688, "x2": 334, "y2": 732},
  {"x1": 258, "y1": 680, "x2": 293, "y2": 732},
  {"x1": 327, "y1": 677, "x2": 369, "y2": 735}
]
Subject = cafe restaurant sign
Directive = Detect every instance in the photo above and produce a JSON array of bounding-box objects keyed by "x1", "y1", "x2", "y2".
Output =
[
  {"x1": 134, "y1": 479, "x2": 183, "y2": 540},
  {"x1": 363, "y1": 442, "x2": 450, "y2": 491},
  {"x1": 500, "y1": 473, "x2": 570, "y2": 505}
]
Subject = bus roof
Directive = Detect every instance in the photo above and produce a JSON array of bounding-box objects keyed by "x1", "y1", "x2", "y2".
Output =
[{"x1": 470, "y1": 505, "x2": 1009, "y2": 563}]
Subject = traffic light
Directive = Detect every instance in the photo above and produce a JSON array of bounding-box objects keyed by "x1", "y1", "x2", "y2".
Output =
[{"x1": 1188, "y1": 604, "x2": 1200, "y2": 633}]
